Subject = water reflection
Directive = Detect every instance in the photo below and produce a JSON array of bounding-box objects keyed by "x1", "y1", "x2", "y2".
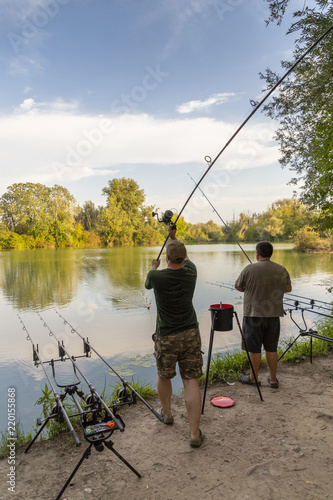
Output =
[
  {"x1": 0, "y1": 249, "x2": 80, "y2": 310},
  {"x1": 0, "y1": 244, "x2": 332, "y2": 432}
]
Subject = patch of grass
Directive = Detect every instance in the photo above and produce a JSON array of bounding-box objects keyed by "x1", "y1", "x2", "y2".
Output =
[
  {"x1": 110, "y1": 379, "x2": 158, "y2": 401},
  {"x1": 199, "y1": 318, "x2": 333, "y2": 385},
  {"x1": 0, "y1": 422, "x2": 32, "y2": 459}
]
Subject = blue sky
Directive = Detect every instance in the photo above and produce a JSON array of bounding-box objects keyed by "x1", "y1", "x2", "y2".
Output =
[{"x1": 0, "y1": 0, "x2": 306, "y2": 223}]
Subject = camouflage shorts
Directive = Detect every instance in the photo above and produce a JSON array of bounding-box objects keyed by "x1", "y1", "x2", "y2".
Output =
[{"x1": 152, "y1": 327, "x2": 203, "y2": 380}]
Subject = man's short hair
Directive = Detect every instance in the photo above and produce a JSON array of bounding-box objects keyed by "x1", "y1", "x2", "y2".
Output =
[
  {"x1": 256, "y1": 241, "x2": 273, "y2": 258},
  {"x1": 166, "y1": 240, "x2": 187, "y2": 264}
]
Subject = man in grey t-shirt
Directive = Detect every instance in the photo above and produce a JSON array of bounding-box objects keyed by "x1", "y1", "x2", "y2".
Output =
[{"x1": 235, "y1": 241, "x2": 292, "y2": 388}]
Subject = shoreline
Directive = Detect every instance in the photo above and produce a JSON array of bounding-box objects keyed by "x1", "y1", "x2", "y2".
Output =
[{"x1": 1, "y1": 352, "x2": 333, "y2": 499}]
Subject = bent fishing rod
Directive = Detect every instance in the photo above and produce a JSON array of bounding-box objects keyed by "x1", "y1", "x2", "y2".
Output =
[
  {"x1": 54, "y1": 309, "x2": 164, "y2": 422},
  {"x1": 188, "y1": 173, "x2": 252, "y2": 264},
  {"x1": 38, "y1": 313, "x2": 125, "y2": 432},
  {"x1": 156, "y1": 22, "x2": 333, "y2": 260},
  {"x1": 18, "y1": 314, "x2": 81, "y2": 447}
]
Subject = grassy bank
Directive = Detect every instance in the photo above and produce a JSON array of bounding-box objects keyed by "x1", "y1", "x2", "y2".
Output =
[
  {"x1": 1, "y1": 318, "x2": 332, "y2": 459},
  {"x1": 199, "y1": 316, "x2": 333, "y2": 385}
]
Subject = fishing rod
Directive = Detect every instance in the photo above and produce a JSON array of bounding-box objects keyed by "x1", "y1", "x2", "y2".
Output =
[
  {"x1": 283, "y1": 296, "x2": 332, "y2": 313},
  {"x1": 188, "y1": 172, "x2": 252, "y2": 264},
  {"x1": 37, "y1": 313, "x2": 125, "y2": 432},
  {"x1": 285, "y1": 293, "x2": 332, "y2": 308},
  {"x1": 208, "y1": 281, "x2": 333, "y2": 320},
  {"x1": 18, "y1": 314, "x2": 81, "y2": 447},
  {"x1": 54, "y1": 309, "x2": 164, "y2": 422},
  {"x1": 283, "y1": 299, "x2": 333, "y2": 320},
  {"x1": 156, "y1": 22, "x2": 333, "y2": 260},
  {"x1": 207, "y1": 281, "x2": 236, "y2": 292}
]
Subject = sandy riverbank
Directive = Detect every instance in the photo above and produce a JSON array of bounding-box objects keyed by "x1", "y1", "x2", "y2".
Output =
[{"x1": 1, "y1": 352, "x2": 333, "y2": 500}]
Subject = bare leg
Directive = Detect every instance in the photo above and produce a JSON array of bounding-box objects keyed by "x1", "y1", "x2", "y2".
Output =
[
  {"x1": 157, "y1": 375, "x2": 172, "y2": 418},
  {"x1": 249, "y1": 352, "x2": 261, "y2": 382},
  {"x1": 182, "y1": 378, "x2": 201, "y2": 440},
  {"x1": 265, "y1": 351, "x2": 278, "y2": 383}
]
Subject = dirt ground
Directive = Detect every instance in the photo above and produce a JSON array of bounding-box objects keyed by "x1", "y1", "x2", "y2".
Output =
[{"x1": 1, "y1": 353, "x2": 333, "y2": 500}]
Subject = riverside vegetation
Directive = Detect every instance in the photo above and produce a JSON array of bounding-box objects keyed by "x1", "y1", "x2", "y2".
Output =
[
  {"x1": 1, "y1": 315, "x2": 332, "y2": 459},
  {"x1": 0, "y1": 178, "x2": 332, "y2": 252}
]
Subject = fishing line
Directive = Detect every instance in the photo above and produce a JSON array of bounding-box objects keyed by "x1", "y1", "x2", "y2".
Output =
[
  {"x1": 188, "y1": 172, "x2": 252, "y2": 263},
  {"x1": 156, "y1": 22, "x2": 333, "y2": 259}
]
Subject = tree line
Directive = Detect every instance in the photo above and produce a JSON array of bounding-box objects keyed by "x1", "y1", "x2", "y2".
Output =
[
  {"x1": 1, "y1": 3, "x2": 332, "y2": 252},
  {"x1": 0, "y1": 178, "x2": 331, "y2": 252}
]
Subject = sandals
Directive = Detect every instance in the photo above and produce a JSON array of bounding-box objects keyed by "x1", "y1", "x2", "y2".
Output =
[
  {"x1": 157, "y1": 408, "x2": 174, "y2": 425},
  {"x1": 240, "y1": 374, "x2": 261, "y2": 386},
  {"x1": 267, "y1": 376, "x2": 279, "y2": 389},
  {"x1": 190, "y1": 429, "x2": 205, "y2": 448}
]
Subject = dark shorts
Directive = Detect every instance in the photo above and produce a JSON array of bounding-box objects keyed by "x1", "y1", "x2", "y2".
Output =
[
  {"x1": 152, "y1": 327, "x2": 203, "y2": 380},
  {"x1": 242, "y1": 317, "x2": 280, "y2": 353}
]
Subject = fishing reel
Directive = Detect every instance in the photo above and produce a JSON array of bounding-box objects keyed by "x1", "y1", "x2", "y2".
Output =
[{"x1": 152, "y1": 209, "x2": 176, "y2": 229}]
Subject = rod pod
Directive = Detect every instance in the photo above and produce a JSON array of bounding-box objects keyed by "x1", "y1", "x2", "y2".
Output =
[
  {"x1": 54, "y1": 310, "x2": 164, "y2": 422},
  {"x1": 18, "y1": 315, "x2": 81, "y2": 447},
  {"x1": 38, "y1": 313, "x2": 125, "y2": 432}
]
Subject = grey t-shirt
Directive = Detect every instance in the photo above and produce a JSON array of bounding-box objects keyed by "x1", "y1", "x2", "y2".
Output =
[{"x1": 235, "y1": 260, "x2": 291, "y2": 317}]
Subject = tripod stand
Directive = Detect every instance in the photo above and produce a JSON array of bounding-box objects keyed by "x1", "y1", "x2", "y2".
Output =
[
  {"x1": 56, "y1": 415, "x2": 141, "y2": 500},
  {"x1": 201, "y1": 304, "x2": 263, "y2": 414}
]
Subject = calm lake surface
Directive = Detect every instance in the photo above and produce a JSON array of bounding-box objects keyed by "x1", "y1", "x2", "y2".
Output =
[{"x1": 1, "y1": 244, "x2": 332, "y2": 432}]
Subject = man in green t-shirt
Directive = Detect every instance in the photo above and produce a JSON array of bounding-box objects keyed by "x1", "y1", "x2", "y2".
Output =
[
  {"x1": 235, "y1": 241, "x2": 292, "y2": 388},
  {"x1": 145, "y1": 226, "x2": 204, "y2": 448}
]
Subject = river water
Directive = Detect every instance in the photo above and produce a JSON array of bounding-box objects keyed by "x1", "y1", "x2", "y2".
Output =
[{"x1": 1, "y1": 244, "x2": 332, "y2": 432}]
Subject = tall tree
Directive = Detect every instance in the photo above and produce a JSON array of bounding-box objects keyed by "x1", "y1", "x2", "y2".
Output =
[
  {"x1": 49, "y1": 185, "x2": 78, "y2": 245},
  {"x1": 76, "y1": 201, "x2": 101, "y2": 230},
  {"x1": 102, "y1": 178, "x2": 145, "y2": 217},
  {"x1": 0, "y1": 183, "x2": 52, "y2": 238},
  {"x1": 98, "y1": 178, "x2": 146, "y2": 245},
  {"x1": 0, "y1": 183, "x2": 79, "y2": 245},
  {"x1": 262, "y1": 0, "x2": 333, "y2": 227}
]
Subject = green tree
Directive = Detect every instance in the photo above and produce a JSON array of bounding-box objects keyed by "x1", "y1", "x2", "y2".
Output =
[
  {"x1": 102, "y1": 178, "x2": 145, "y2": 217},
  {"x1": 98, "y1": 178, "x2": 146, "y2": 246},
  {"x1": 48, "y1": 185, "x2": 78, "y2": 246},
  {"x1": 77, "y1": 201, "x2": 101, "y2": 230},
  {"x1": 0, "y1": 183, "x2": 52, "y2": 237},
  {"x1": 0, "y1": 183, "x2": 80, "y2": 247},
  {"x1": 96, "y1": 197, "x2": 129, "y2": 246},
  {"x1": 262, "y1": 0, "x2": 333, "y2": 228}
]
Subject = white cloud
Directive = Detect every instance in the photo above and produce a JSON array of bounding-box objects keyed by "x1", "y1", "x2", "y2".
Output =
[
  {"x1": 14, "y1": 97, "x2": 80, "y2": 114},
  {"x1": 177, "y1": 93, "x2": 236, "y2": 114},
  {"x1": 0, "y1": 103, "x2": 294, "y2": 222},
  {"x1": 0, "y1": 105, "x2": 279, "y2": 193}
]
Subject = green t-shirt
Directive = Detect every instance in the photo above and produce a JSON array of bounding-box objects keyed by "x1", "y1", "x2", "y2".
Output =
[{"x1": 145, "y1": 260, "x2": 198, "y2": 336}]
